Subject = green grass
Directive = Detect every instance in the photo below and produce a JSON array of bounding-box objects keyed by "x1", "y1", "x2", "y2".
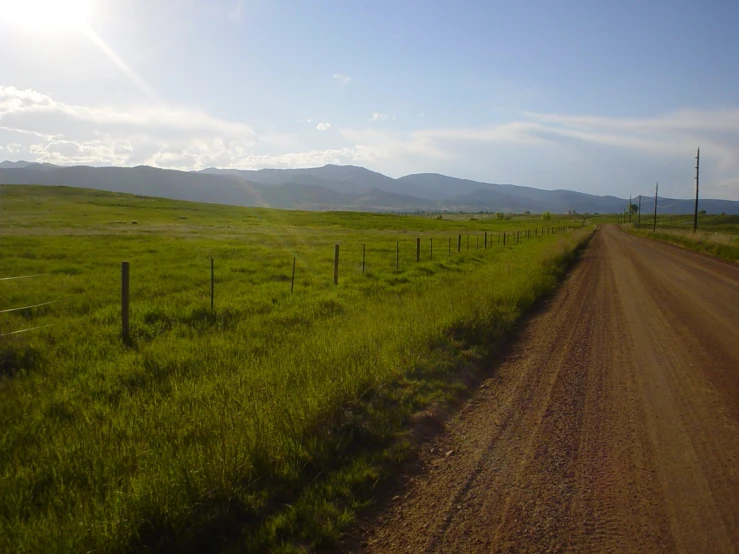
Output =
[
  {"x1": 624, "y1": 214, "x2": 739, "y2": 262},
  {"x1": 0, "y1": 185, "x2": 590, "y2": 552}
]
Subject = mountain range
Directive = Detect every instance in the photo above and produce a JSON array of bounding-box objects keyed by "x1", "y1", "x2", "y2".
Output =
[{"x1": 1, "y1": 160, "x2": 738, "y2": 215}]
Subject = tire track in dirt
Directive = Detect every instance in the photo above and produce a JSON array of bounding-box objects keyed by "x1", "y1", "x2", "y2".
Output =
[{"x1": 354, "y1": 225, "x2": 739, "y2": 553}]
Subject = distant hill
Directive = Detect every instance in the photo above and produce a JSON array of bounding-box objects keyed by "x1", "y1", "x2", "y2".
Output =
[
  {"x1": 0, "y1": 160, "x2": 58, "y2": 169},
  {"x1": 2, "y1": 161, "x2": 739, "y2": 214}
]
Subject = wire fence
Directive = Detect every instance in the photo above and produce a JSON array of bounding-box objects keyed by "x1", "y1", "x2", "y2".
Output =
[
  {"x1": 0, "y1": 275, "x2": 63, "y2": 340},
  {"x1": 2, "y1": 226, "x2": 574, "y2": 345}
]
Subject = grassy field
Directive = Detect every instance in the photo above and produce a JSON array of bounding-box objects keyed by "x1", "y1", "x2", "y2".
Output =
[
  {"x1": 624, "y1": 214, "x2": 739, "y2": 262},
  {"x1": 1, "y1": 185, "x2": 591, "y2": 553}
]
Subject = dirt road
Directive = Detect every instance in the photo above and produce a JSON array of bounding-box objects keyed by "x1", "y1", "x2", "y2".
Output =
[{"x1": 358, "y1": 226, "x2": 739, "y2": 553}]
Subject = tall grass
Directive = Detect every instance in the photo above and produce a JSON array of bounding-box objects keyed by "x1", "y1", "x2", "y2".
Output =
[
  {"x1": 626, "y1": 226, "x2": 739, "y2": 262},
  {"x1": 0, "y1": 185, "x2": 590, "y2": 552}
]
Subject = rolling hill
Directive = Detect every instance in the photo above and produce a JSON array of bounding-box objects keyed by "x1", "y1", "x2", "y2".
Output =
[{"x1": 2, "y1": 161, "x2": 738, "y2": 214}]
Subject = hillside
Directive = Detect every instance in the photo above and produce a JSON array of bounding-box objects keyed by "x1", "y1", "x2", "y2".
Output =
[{"x1": 2, "y1": 161, "x2": 739, "y2": 214}]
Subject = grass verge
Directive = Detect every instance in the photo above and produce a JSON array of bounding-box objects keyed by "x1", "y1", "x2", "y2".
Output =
[{"x1": 625, "y1": 227, "x2": 739, "y2": 262}]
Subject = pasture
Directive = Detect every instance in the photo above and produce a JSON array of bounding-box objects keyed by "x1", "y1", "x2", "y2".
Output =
[{"x1": 1, "y1": 185, "x2": 590, "y2": 552}]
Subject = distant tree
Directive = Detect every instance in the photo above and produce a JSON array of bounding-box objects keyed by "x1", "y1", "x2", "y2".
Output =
[
  {"x1": 495, "y1": 212, "x2": 505, "y2": 220},
  {"x1": 699, "y1": 209, "x2": 707, "y2": 215},
  {"x1": 542, "y1": 211, "x2": 552, "y2": 220},
  {"x1": 629, "y1": 203, "x2": 639, "y2": 214}
]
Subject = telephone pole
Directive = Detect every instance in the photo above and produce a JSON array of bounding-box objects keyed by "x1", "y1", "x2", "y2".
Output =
[
  {"x1": 629, "y1": 194, "x2": 632, "y2": 223},
  {"x1": 653, "y1": 182, "x2": 658, "y2": 232},
  {"x1": 637, "y1": 195, "x2": 642, "y2": 228},
  {"x1": 693, "y1": 147, "x2": 700, "y2": 233}
]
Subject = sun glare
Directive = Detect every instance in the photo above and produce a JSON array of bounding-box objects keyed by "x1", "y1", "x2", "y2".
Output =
[{"x1": 0, "y1": 0, "x2": 91, "y2": 33}]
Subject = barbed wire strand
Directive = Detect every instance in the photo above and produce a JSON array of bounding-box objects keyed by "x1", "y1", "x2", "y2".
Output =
[
  {"x1": 0, "y1": 274, "x2": 48, "y2": 281},
  {"x1": 0, "y1": 324, "x2": 54, "y2": 338},
  {"x1": 0, "y1": 300, "x2": 61, "y2": 314}
]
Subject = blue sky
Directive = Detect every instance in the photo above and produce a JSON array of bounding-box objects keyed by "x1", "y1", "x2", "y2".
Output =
[{"x1": 1, "y1": 0, "x2": 738, "y2": 200}]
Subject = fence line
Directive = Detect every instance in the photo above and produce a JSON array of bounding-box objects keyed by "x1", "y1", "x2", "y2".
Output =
[
  {"x1": 0, "y1": 274, "x2": 48, "y2": 281},
  {"x1": 0, "y1": 300, "x2": 61, "y2": 314},
  {"x1": 0, "y1": 324, "x2": 54, "y2": 338},
  {"x1": 0, "y1": 273, "x2": 62, "y2": 341},
  {"x1": 2, "y1": 225, "x2": 574, "y2": 346}
]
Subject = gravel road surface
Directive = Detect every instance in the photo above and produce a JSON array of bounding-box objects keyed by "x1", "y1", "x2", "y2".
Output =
[{"x1": 358, "y1": 225, "x2": 739, "y2": 553}]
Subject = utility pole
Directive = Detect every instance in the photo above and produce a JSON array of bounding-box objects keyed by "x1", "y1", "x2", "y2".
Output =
[
  {"x1": 629, "y1": 195, "x2": 632, "y2": 223},
  {"x1": 638, "y1": 195, "x2": 642, "y2": 228},
  {"x1": 693, "y1": 147, "x2": 700, "y2": 233},
  {"x1": 653, "y1": 182, "x2": 658, "y2": 232}
]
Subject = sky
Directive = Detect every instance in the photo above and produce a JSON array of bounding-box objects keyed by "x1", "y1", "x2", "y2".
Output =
[{"x1": 1, "y1": 0, "x2": 738, "y2": 200}]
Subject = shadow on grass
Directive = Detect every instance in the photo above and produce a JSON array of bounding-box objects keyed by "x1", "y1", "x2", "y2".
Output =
[
  {"x1": 0, "y1": 342, "x2": 44, "y2": 378},
  {"x1": 128, "y1": 232, "x2": 595, "y2": 553}
]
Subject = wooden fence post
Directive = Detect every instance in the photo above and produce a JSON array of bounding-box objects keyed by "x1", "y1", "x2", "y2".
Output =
[
  {"x1": 458, "y1": 234, "x2": 461, "y2": 253},
  {"x1": 291, "y1": 256, "x2": 296, "y2": 294},
  {"x1": 121, "y1": 261, "x2": 130, "y2": 344},
  {"x1": 362, "y1": 244, "x2": 366, "y2": 274},
  {"x1": 416, "y1": 237, "x2": 421, "y2": 262},
  {"x1": 484, "y1": 231, "x2": 487, "y2": 249},
  {"x1": 430, "y1": 237, "x2": 433, "y2": 260},
  {"x1": 467, "y1": 234, "x2": 469, "y2": 251},
  {"x1": 503, "y1": 232, "x2": 506, "y2": 246},
  {"x1": 396, "y1": 241, "x2": 399, "y2": 269},
  {"x1": 334, "y1": 244, "x2": 340, "y2": 284}
]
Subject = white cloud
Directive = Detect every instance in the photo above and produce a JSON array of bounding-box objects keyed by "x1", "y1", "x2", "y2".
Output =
[
  {"x1": 0, "y1": 85, "x2": 257, "y2": 168},
  {"x1": 343, "y1": 109, "x2": 739, "y2": 168},
  {"x1": 336, "y1": 110, "x2": 739, "y2": 199},
  {"x1": 229, "y1": 148, "x2": 365, "y2": 169},
  {"x1": 333, "y1": 74, "x2": 351, "y2": 85},
  {"x1": 2, "y1": 84, "x2": 738, "y2": 199},
  {"x1": 0, "y1": 85, "x2": 367, "y2": 171}
]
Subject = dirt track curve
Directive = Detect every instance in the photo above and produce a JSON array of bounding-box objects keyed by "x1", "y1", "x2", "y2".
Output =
[{"x1": 357, "y1": 225, "x2": 739, "y2": 553}]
